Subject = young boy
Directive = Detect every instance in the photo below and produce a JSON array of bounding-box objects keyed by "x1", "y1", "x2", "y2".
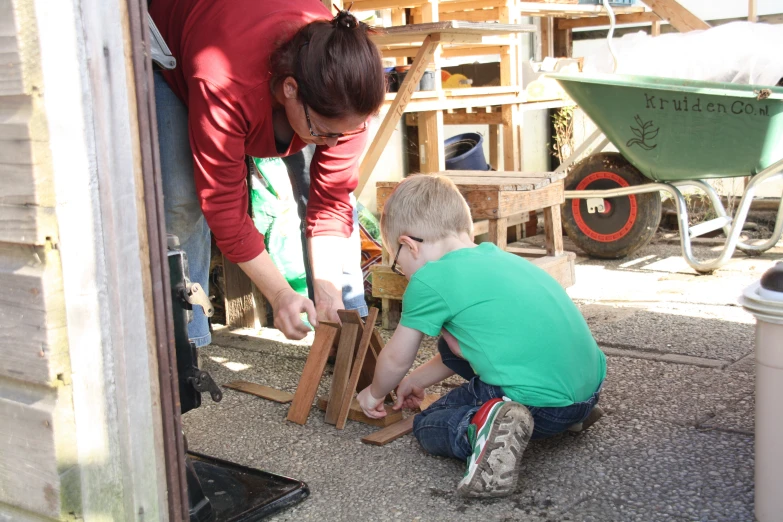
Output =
[{"x1": 357, "y1": 174, "x2": 606, "y2": 498}]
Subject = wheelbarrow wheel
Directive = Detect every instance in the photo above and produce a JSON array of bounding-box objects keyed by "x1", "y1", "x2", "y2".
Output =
[{"x1": 562, "y1": 152, "x2": 661, "y2": 259}]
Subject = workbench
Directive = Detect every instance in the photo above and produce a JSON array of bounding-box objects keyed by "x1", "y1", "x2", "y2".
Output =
[{"x1": 372, "y1": 171, "x2": 576, "y2": 328}]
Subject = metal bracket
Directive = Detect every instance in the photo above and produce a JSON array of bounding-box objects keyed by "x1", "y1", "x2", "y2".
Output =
[
  {"x1": 586, "y1": 197, "x2": 606, "y2": 214},
  {"x1": 188, "y1": 370, "x2": 223, "y2": 403},
  {"x1": 180, "y1": 282, "x2": 214, "y2": 318},
  {"x1": 148, "y1": 13, "x2": 176, "y2": 70}
]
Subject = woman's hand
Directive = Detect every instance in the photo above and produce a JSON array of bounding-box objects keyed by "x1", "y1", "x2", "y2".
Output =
[
  {"x1": 271, "y1": 288, "x2": 317, "y2": 340},
  {"x1": 393, "y1": 376, "x2": 425, "y2": 411},
  {"x1": 313, "y1": 280, "x2": 345, "y2": 323}
]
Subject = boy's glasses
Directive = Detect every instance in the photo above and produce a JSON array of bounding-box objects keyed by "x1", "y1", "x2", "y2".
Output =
[
  {"x1": 390, "y1": 236, "x2": 424, "y2": 276},
  {"x1": 303, "y1": 104, "x2": 368, "y2": 139}
]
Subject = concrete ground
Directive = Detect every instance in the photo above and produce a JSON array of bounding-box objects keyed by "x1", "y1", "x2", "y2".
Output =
[{"x1": 184, "y1": 232, "x2": 782, "y2": 521}]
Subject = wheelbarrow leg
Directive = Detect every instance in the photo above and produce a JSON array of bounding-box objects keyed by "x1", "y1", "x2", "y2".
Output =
[{"x1": 667, "y1": 156, "x2": 783, "y2": 273}]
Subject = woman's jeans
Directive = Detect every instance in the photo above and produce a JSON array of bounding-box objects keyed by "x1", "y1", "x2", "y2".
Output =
[
  {"x1": 154, "y1": 72, "x2": 366, "y2": 347},
  {"x1": 412, "y1": 337, "x2": 602, "y2": 461}
]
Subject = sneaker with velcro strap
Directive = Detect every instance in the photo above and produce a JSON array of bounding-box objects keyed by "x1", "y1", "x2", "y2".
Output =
[{"x1": 457, "y1": 397, "x2": 534, "y2": 498}]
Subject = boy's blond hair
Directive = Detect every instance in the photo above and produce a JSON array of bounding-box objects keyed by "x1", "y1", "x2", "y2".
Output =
[{"x1": 380, "y1": 174, "x2": 473, "y2": 248}]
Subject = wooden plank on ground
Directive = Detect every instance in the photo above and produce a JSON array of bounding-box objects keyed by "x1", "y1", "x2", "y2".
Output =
[
  {"x1": 325, "y1": 322, "x2": 360, "y2": 424},
  {"x1": 224, "y1": 381, "x2": 294, "y2": 403},
  {"x1": 287, "y1": 324, "x2": 339, "y2": 424},
  {"x1": 361, "y1": 393, "x2": 440, "y2": 446},
  {"x1": 361, "y1": 416, "x2": 414, "y2": 446},
  {"x1": 337, "y1": 308, "x2": 380, "y2": 429},
  {"x1": 317, "y1": 396, "x2": 402, "y2": 428},
  {"x1": 640, "y1": 0, "x2": 710, "y2": 32}
]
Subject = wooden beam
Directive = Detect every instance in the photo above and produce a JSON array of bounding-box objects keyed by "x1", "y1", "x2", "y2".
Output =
[
  {"x1": 357, "y1": 35, "x2": 441, "y2": 197},
  {"x1": 544, "y1": 205, "x2": 564, "y2": 256},
  {"x1": 441, "y1": 8, "x2": 500, "y2": 23},
  {"x1": 287, "y1": 324, "x2": 339, "y2": 424},
  {"x1": 556, "y1": 12, "x2": 662, "y2": 30},
  {"x1": 440, "y1": 0, "x2": 507, "y2": 13},
  {"x1": 640, "y1": 0, "x2": 710, "y2": 32},
  {"x1": 336, "y1": 307, "x2": 380, "y2": 429},
  {"x1": 418, "y1": 110, "x2": 445, "y2": 172},
  {"x1": 324, "y1": 316, "x2": 361, "y2": 425},
  {"x1": 749, "y1": 0, "x2": 758, "y2": 22},
  {"x1": 223, "y1": 255, "x2": 262, "y2": 328},
  {"x1": 361, "y1": 416, "x2": 414, "y2": 445},
  {"x1": 224, "y1": 382, "x2": 294, "y2": 403},
  {"x1": 488, "y1": 217, "x2": 509, "y2": 250}
]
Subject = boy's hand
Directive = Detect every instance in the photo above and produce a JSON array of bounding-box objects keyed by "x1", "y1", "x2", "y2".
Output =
[
  {"x1": 394, "y1": 377, "x2": 425, "y2": 411},
  {"x1": 357, "y1": 386, "x2": 387, "y2": 419}
]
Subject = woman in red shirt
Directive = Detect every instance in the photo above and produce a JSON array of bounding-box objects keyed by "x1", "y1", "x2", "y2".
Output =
[{"x1": 150, "y1": 0, "x2": 385, "y2": 343}]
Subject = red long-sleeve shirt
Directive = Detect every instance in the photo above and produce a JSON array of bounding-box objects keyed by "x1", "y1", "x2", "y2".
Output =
[{"x1": 150, "y1": 0, "x2": 366, "y2": 263}]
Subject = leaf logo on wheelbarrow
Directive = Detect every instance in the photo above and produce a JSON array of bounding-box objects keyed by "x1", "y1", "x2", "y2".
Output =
[{"x1": 626, "y1": 115, "x2": 658, "y2": 150}]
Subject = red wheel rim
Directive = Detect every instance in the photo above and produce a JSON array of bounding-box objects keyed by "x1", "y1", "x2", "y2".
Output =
[{"x1": 572, "y1": 171, "x2": 638, "y2": 243}]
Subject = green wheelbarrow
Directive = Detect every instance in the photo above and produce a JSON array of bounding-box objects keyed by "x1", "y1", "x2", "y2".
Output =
[{"x1": 549, "y1": 73, "x2": 783, "y2": 273}]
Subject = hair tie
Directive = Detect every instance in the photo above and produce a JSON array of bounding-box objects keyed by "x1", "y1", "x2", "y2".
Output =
[{"x1": 332, "y1": 3, "x2": 358, "y2": 30}]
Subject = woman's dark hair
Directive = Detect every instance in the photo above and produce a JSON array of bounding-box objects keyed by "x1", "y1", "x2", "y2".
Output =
[{"x1": 270, "y1": 10, "x2": 386, "y2": 119}]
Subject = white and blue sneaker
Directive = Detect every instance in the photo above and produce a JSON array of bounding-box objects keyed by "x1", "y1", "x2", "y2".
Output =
[{"x1": 457, "y1": 397, "x2": 534, "y2": 498}]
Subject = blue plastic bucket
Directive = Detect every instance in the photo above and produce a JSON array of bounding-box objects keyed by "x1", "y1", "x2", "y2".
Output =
[{"x1": 444, "y1": 133, "x2": 490, "y2": 171}]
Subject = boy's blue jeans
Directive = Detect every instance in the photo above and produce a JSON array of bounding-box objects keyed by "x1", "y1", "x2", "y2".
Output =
[
  {"x1": 154, "y1": 72, "x2": 366, "y2": 347},
  {"x1": 412, "y1": 337, "x2": 602, "y2": 461}
]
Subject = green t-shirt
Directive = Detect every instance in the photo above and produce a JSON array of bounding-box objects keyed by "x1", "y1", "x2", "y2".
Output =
[{"x1": 400, "y1": 243, "x2": 606, "y2": 408}]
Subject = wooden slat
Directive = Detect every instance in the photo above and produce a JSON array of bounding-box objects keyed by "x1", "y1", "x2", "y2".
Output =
[
  {"x1": 361, "y1": 328, "x2": 394, "y2": 404},
  {"x1": 419, "y1": 393, "x2": 441, "y2": 411},
  {"x1": 357, "y1": 35, "x2": 440, "y2": 198},
  {"x1": 418, "y1": 110, "x2": 445, "y2": 172},
  {"x1": 441, "y1": 8, "x2": 500, "y2": 23},
  {"x1": 371, "y1": 22, "x2": 535, "y2": 46},
  {"x1": 361, "y1": 416, "x2": 415, "y2": 446},
  {"x1": 324, "y1": 322, "x2": 360, "y2": 425},
  {"x1": 462, "y1": 180, "x2": 564, "y2": 219},
  {"x1": 350, "y1": 0, "x2": 425, "y2": 10},
  {"x1": 223, "y1": 256, "x2": 262, "y2": 328},
  {"x1": 531, "y1": 252, "x2": 576, "y2": 288},
  {"x1": 640, "y1": 0, "x2": 710, "y2": 32},
  {"x1": 518, "y1": 2, "x2": 645, "y2": 16},
  {"x1": 360, "y1": 393, "x2": 440, "y2": 446},
  {"x1": 0, "y1": 393, "x2": 70, "y2": 518},
  {"x1": 0, "y1": 0, "x2": 25, "y2": 96},
  {"x1": 223, "y1": 381, "x2": 294, "y2": 403},
  {"x1": 439, "y1": 0, "x2": 507, "y2": 13},
  {"x1": 506, "y1": 246, "x2": 547, "y2": 258},
  {"x1": 336, "y1": 308, "x2": 364, "y2": 325},
  {"x1": 336, "y1": 307, "x2": 379, "y2": 429},
  {"x1": 557, "y1": 11, "x2": 662, "y2": 30},
  {"x1": 488, "y1": 217, "x2": 509, "y2": 250},
  {"x1": 317, "y1": 396, "x2": 402, "y2": 428},
  {"x1": 371, "y1": 265, "x2": 408, "y2": 300},
  {"x1": 287, "y1": 324, "x2": 339, "y2": 424},
  {"x1": 0, "y1": 244, "x2": 68, "y2": 386},
  {"x1": 544, "y1": 205, "x2": 564, "y2": 256},
  {"x1": 447, "y1": 175, "x2": 550, "y2": 191}
]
